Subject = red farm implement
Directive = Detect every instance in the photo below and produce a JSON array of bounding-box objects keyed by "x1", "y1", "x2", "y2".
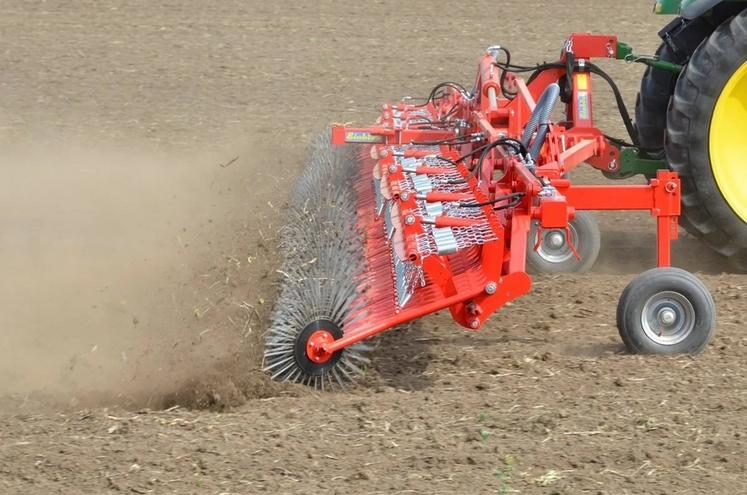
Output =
[{"x1": 264, "y1": 32, "x2": 716, "y2": 389}]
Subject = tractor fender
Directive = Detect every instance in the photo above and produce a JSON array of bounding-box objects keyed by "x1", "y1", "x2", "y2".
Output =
[
  {"x1": 659, "y1": 0, "x2": 746, "y2": 55},
  {"x1": 681, "y1": 0, "x2": 729, "y2": 19}
]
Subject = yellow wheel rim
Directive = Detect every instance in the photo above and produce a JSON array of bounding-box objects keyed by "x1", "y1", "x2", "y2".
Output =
[{"x1": 710, "y1": 61, "x2": 747, "y2": 223}]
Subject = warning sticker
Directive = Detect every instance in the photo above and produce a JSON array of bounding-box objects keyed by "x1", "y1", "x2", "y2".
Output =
[{"x1": 577, "y1": 91, "x2": 590, "y2": 121}]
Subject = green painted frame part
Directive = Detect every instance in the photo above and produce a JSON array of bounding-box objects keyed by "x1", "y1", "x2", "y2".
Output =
[
  {"x1": 616, "y1": 41, "x2": 634, "y2": 59},
  {"x1": 603, "y1": 146, "x2": 668, "y2": 180},
  {"x1": 655, "y1": 0, "x2": 747, "y2": 16},
  {"x1": 649, "y1": 59, "x2": 683, "y2": 72},
  {"x1": 617, "y1": 41, "x2": 683, "y2": 73},
  {"x1": 636, "y1": 57, "x2": 683, "y2": 73},
  {"x1": 654, "y1": 0, "x2": 686, "y2": 14}
]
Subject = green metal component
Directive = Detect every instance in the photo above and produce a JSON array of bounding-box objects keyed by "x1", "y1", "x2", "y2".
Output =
[
  {"x1": 633, "y1": 56, "x2": 684, "y2": 73},
  {"x1": 616, "y1": 41, "x2": 634, "y2": 60},
  {"x1": 647, "y1": 59, "x2": 684, "y2": 73},
  {"x1": 654, "y1": 0, "x2": 685, "y2": 14},
  {"x1": 618, "y1": 41, "x2": 683, "y2": 73},
  {"x1": 656, "y1": 0, "x2": 747, "y2": 17},
  {"x1": 603, "y1": 146, "x2": 668, "y2": 180},
  {"x1": 679, "y1": 0, "x2": 702, "y2": 12}
]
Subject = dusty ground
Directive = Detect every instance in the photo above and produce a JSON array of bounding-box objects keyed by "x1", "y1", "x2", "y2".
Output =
[{"x1": 0, "y1": 0, "x2": 745, "y2": 494}]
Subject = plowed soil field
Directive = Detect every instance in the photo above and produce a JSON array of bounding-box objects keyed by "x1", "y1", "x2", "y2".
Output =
[{"x1": 0, "y1": 1, "x2": 744, "y2": 494}]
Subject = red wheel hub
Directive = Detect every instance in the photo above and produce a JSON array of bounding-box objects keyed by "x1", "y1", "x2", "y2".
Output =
[{"x1": 306, "y1": 330, "x2": 335, "y2": 364}]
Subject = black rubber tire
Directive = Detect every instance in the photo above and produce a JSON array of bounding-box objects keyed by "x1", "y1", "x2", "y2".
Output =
[
  {"x1": 617, "y1": 267, "x2": 715, "y2": 354},
  {"x1": 665, "y1": 11, "x2": 747, "y2": 269},
  {"x1": 635, "y1": 43, "x2": 687, "y2": 152},
  {"x1": 526, "y1": 211, "x2": 601, "y2": 273}
]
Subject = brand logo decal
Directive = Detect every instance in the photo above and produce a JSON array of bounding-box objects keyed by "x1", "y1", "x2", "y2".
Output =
[{"x1": 345, "y1": 132, "x2": 385, "y2": 143}]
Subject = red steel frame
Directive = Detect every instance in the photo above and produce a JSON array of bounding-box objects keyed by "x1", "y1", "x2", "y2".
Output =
[{"x1": 318, "y1": 33, "x2": 681, "y2": 357}]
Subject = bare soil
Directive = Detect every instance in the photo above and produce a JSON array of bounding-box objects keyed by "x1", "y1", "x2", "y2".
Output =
[{"x1": 0, "y1": 1, "x2": 745, "y2": 494}]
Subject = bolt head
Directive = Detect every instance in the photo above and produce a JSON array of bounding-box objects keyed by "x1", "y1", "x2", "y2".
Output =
[
  {"x1": 608, "y1": 160, "x2": 618, "y2": 171},
  {"x1": 404, "y1": 215, "x2": 415, "y2": 225},
  {"x1": 400, "y1": 192, "x2": 410, "y2": 201},
  {"x1": 485, "y1": 282, "x2": 497, "y2": 294},
  {"x1": 470, "y1": 319, "x2": 480, "y2": 329},
  {"x1": 379, "y1": 149, "x2": 389, "y2": 158},
  {"x1": 388, "y1": 164, "x2": 398, "y2": 174}
]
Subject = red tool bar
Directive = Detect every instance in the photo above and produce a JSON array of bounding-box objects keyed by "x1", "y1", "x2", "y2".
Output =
[
  {"x1": 560, "y1": 171, "x2": 680, "y2": 268},
  {"x1": 555, "y1": 138, "x2": 599, "y2": 174},
  {"x1": 564, "y1": 185, "x2": 658, "y2": 210},
  {"x1": 562, "y1": 33, "x2": 619, "y2": 60},
  {"x1": 514, "y1": 78, "x2": 537, "y2": 112},
  {"x1": 422, "y1": 191, "x2": 473, "y2": 202},
  {"x1": 509, "y1": 157, "x2": 544, "y2": 194},
  {"x1": 473, "y1": 110, "x2": 505, "y2": 141},
  {"x1": 330, "y1": 124, "x2": 455, "y2": 146},
  {"x1": 324, "y1": 286, "x2": 486, "y2": 353},
  {"x1": 508, "y1": 213, "x2": 531, "y2": 274},
  {"x1": 414, "y1": 166, "x2": 459, "y2": 175}
]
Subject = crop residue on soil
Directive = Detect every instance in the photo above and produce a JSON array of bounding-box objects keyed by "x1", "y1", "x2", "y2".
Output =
[{"x1": 0, "y1": 1, "x2": 745, "y2": 494}]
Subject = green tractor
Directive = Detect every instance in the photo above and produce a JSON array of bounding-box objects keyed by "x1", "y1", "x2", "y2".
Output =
[{"x1": 636, "y1": 1, "x2": 746, "y2": 269}]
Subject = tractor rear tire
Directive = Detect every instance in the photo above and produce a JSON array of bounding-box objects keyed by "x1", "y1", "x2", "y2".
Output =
[
  {"x1": 665, "y1": 11, "x2": 747, "y2": 270},
  {"x1": 635, "y1": 43, "x2": 685, "y2": 153}
]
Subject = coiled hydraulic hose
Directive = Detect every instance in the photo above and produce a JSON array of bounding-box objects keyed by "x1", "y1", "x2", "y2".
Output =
[{"x1": 521, "y1": 83, "x2": 560, "y2": 160}]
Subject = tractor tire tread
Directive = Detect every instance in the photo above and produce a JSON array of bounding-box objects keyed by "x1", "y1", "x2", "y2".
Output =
[
  {"x1": 665, "y1": 11, "x2": 747, "y2": 270},
  {"x1": 635, "y1": 44, "x2": 685, "y2": 151}
]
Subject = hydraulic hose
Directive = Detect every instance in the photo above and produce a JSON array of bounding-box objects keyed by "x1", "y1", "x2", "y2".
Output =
[{"x1": 521, "y1": 83, "x2": 560, "y2": 160}]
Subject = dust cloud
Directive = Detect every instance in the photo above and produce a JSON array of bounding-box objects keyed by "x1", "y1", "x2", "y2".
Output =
[{"x1": 0, "y1": 138, "x2": 285, "y2": 409}]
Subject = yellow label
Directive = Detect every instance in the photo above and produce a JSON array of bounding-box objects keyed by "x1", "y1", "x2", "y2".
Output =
[{"x1": 576, "y1": 73, "x2": 589, "y2": 91}]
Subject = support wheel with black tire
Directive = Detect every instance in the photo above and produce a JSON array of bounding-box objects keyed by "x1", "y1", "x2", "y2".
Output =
[
  {"x1": 617, "y1": 267, "x2": 715, "y2": 354},
  {"x1": 526, "y1": 211, "x2": 601, "y2": 273}
]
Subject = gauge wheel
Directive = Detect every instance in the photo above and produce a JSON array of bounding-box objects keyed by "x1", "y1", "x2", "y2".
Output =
[
  {"x1": 526, "y1": 211, "x2": 601, "y2": 273},
  {"x1": 617, "y1": 267, "x2": 715, "y2": 354}
]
